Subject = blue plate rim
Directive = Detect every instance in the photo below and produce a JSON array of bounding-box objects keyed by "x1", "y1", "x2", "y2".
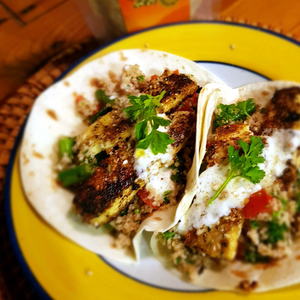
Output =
[{"x1": 3, "y1": 20, "x2": 298, "y2": 299}]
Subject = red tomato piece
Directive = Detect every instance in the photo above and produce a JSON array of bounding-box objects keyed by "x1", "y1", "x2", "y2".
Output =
[
  {"x1": 177, "y1": 99, "x2": 193, "y2": 112},
  {"x1": 242, "y1": 189, "x2": 273, "y2": 219},
  {"x1": 75, "y1": 95, "x2": 84, "y2": 104},
  {"x1": 93, "y1": 104, "x2": 100, "y2": 115},
  {"x1": 206, "y1": 141, "x2": 212, "y2": 149},
  {"x1": 173, "y1": 69, "x2": 179, "y2": 75},
  {"x1": 191, "y1": 93, "x2": 199, "y2": 106},
  {"x1": 150, "y1": 75, "x2": 158, "y2": 82},
  {"x1": 138, "y1": 188, "x2": 160, "y2": 209}
]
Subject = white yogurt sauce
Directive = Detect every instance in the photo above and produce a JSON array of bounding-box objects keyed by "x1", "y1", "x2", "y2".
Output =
[
  {"x1": 178, "y1": 129, "x2": 300, "y2": 233},
  {"x1": 134, "y1": 114, "x2": 176, "y2": 203}
]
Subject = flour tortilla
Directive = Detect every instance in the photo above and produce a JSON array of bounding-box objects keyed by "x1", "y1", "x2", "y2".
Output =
[
  {"x1": 151, "y1": 80, "x2": 300, "y2": 291},
  {"x1": 20, "y1": 49, "x2": 223, "y2": 263}
]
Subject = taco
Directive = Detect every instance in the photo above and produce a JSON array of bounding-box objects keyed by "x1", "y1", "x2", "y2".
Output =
[
  {"x1": 151, "y1": 81, "x2": 300, "y2": 291},
  {"x1": 20, "y1": 49, "x2": 223, "y2": 263}
]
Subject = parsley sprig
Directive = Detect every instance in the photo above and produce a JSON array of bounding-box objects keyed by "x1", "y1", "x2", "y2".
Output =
[
  {"x1": 208, "y1": 136, "x2": 266, "y2": 205},
  {"x1": 214, "y1": 99, "x2": 256, "y2": 128},
  {"x1": 124, "y1": 91, "x2": 175, "y2": 155}
]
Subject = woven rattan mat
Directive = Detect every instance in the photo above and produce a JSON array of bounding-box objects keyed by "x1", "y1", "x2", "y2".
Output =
[{"x1": 0, "y1": 37, "x2": 98, "y2": 300}]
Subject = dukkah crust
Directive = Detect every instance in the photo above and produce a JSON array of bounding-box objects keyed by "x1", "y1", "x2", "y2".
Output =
[
  {"x1": 185, "y1": 209, "x2": 244, "y2": 260},
  {"x1": 262, "y1": 87, "x2": 300, "y2": 132},
  {"x1": 140, "y1": 70, "x2": 198, "y2": 113},
  {"x1": 206, "y1": 123, "x2": 252, "y2": 166},
  {"x1": 73, "y1": 141, "x2": 139, "y2": 224}
]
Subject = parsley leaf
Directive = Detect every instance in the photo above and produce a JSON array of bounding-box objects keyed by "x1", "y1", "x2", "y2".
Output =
[
  {"x1": 95, "y1": 89, "x2": 115, "y2": 105},
  {"x1": 214, "y1": 98, "x2": 256, "y2": 128},
  {"x1": 250, "y1": 220, "x2": 259, "y2": 229},
  {"x1": 208, "y1": 136, "x2": 265, "y2": 205},
  {"x1": 124, "y1": 91, "x2": 175, "y2": 155},
  {"x1": 162, "y1": 231, "x2": 176, "y2": 240}
]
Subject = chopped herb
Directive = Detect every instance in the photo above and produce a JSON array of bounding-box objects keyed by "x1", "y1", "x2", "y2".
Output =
[
  {"x1": 176, "y1": 257, "x2": 181, "y2": 264},
  {"x1": 250, "y1": 220, "x2": 259, "y2": 229},
  {"x1": 58, "y1": 163, "x2": 95, "y2": 186},
  {"x1": 83, "y1": 149, "x2": 88, "y2": 156},
  {"x1": 124, "y1": 91, "x2": 174, "y2": 155},
  {"x1": 244, "y1": 245, "x2": 269, "y2": 263},
  {"x1": 185, "y1": 259, "x2": 195, "y2": 265},
  {"x1": 134, "y1": 209, "x2": 140, "y2": 214},
  {"x1": 58, "y1": 137, "x2": 74, "y2": 159},
  {"x1": 90, "y1": 106, "x2": 112, "y2": 124},
  {"x1": 214, "y1": 98, "x2": 256, "y2": 128},
  {"x1": 163, "y1": 190, "x2": 171, "y2": 204},
  {"x1": 266, "y1": 220, "x2": 288, "y2": 245},
  {"x1": 103, "y1": 223, "x2": 114, "y2": 230},
  {"x1": 137, "y1": 75, "x2": 144, "y2": 82},
  {"x1": 120, "y1": 207, "x2": 128, "y2": 216},
  {"x1": 260, "y1": 108, "x2": 266, "y2": 114},
  {"x1": 95, "y1": 89, "x2": 115, "y2": 105},
  {"x1": 162, "y1": 231, "x2": 176, "y2": 240},
  {"x1": 208, "y1": 136, "x2": 265, "y2": 205},
  {"x1": 272, "y1": 196, "x2": 288, "y2": 219}
]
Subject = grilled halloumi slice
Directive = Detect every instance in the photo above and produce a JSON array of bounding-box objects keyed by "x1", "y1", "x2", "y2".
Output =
[
  {"x1": 140, "y1": 70, "x2": 198, "y2": 114},
  {"x1": 73, "y1": 141, "x2": 145, "y2": 225},
  {"x1": 185, "y1": 209, "x2": 244, "y2": 260},
  {"x1": 75, "y1": 109, "x2": 134, "y2": 158}
]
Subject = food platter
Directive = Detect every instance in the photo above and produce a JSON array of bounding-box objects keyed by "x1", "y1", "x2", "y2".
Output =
[{"x1": 5, "y1": 22, "x2": 300, "y2": 299}]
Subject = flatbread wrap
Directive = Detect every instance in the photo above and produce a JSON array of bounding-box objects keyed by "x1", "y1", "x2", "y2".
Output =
[
  {"x1": 151, "y1": 81, "x2": 300, "y2": 291},
  {"x1": 20, "y1": 49, "x2": 223, "y2": 263}
]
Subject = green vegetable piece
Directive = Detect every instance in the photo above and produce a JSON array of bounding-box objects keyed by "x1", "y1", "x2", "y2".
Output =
[
  {"x1": 58, "y1": 137, "x2": 74, "y2": 159},
  {"x1": 95, "y1": 89, "x2": 115, "y2": 105},
  {"x1": 250, "y1": 220, "x2": 259, "y2": 229},
  {"x1": 214, "y1": 98, "x2": 256, "y2": 128},
  {"x1": 208, "y1": 136, "x2": 265, "y2": 205},
  {"x1": 120, "y1": 207, "x2": 128, "y2": 216},
  {"x1": 162, "y1": 231, "x2": 176, "y2": 240},
  {"x1": 163, "y1": 190, "x2": 171, "y2": 204},
  {"x1": 176, "y1": 257, "x2": 181, "y2": 264},
  {"x1": 244, "y1": 246, "x2": 269, "y2": 263},
  {"x1": 266, "y1": 220, "x2": 288, "y2": 245},
  {"x1": 134, "y1": 209, "x2": 140, "y2": 214},
  {"x1": 90, "y1": 106, "x2": 112, "y2": 124},
  {"x1": 124, "y1": 91, "x2": 174, "y2": 155},
  {"x1": 185, "y1": 259, "x2": 195, "y2": 265},
  {"x1": 103, "y1": 223, "x2": 114, "y2": 230},
  {"x1": 137, "y1": 75, "x2": 144, "y2": 82},
  {"x1": 58, "y1": 163, "x2": 95, "y2": 186}
]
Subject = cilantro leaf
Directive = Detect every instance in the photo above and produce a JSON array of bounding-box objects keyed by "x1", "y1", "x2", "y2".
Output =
[
  {"x1": 250, "y1": 220, "x2": 259, "y2": 229},
  {"x1": 214, "y1": 98, "x2": 256, "y2": 128},
  {"x1": 95, "y1": 89, "x2": 115, "y2": 105},
  {"x1": 208, "y1": 136, "x2": 266, "y2": 205},
  {"x1": 266, "y1": 220, "x2": 288, "y2": 245},
  {"x1": 124, "y1": 91, "x2": 174, "y2": 155}
]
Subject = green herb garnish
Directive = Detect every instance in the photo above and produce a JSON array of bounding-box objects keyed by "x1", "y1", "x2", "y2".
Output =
[
  {"x1": 244, "y1": 245, "x2": 269, "y2": 263},
  {"x1": 134, "y1": 209, "x2": 140, "y2": 214},
  {"x1": 124, "y1": 91, "x2": 174, "y2": 155},
  {"x1": 95, "y1": 89, "x2": 115, "y2": 105},
  {"x1": 58, "y1": 137, "x2": 74, "y2": 159},
  {"x1": 103, "y1": 223, "x2": 114, "y2": 230},
  {"x1": 175, "y1": 257, "x2": 181, "y2": 264},
  {"x1": 266, "y1": 220, "x2": 288, "y2": 245},
  {"x1": 214, "y1": 99, "x2": 256, "y2": 128},
  {"x1": 137, "y1": 75, "x2": 144, "y2": 82},
  {"x1": 162, "y1": 231, "x2": 176, "y2": 240},
  {"x1": 163, "y1": 190, "x2": 171, "y2": 204},
  {"x1": 90, "y1": 106, "x2": 112, "y2": 124},
  {"x1": 250, "y1": 220, "x2": 259, "y2": 229},
  {"x1": 208, "y1": 136, "x2": 265, "y2": 205},
  {"x1": 58, "y1": 163, "x2": 95, "y2": 186}
]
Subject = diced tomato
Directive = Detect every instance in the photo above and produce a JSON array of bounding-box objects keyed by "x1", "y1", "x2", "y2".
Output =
[
  {"x1": 178, "y1": 99, "x2": 193, "y2": 112},
  {"x1": 242, "y1": 189, "x2": 273, "y2": 219},
  {"x1": 206, "y1": 141, "x2": 212, "y2": 149},
  {"x1": 173, "y1": 69, "x2": 179, "y2": 75},
  {"x1": 75, "y1": 95, "x2": 84, "y2": 104},
  {"x1": 150, "y1": 75, "x2": 158, "y2": 82},
  {"x1": 93, "y1": 104, "x2": 100, "y2": 115},
  {"x1": 138, "y1": 188, "x2": 160, "y2": 209},
  {"x1": 192, "y1": 92, "x2": 199, "y2": 106}
]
